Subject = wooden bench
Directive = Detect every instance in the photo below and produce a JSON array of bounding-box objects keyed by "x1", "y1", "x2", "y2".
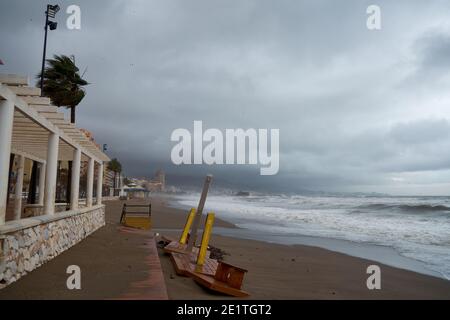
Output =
[
  {"x1": 162, "y1": 205, "x2": 249, "y2": 297},
  {"x1": 190, "y1": 261, "x2": 249, "y2": 297},
  {"x1": 120, "y1": 203, "x2": 152, "y2": 230}
]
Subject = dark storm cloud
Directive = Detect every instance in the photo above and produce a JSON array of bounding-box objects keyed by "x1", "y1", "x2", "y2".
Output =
[
  {"x1": 2, "y1": 0, "x2": 450, "y2": 195},
  {"x1": 416, "y1": 32, "x2": 450, "y2": 72}
]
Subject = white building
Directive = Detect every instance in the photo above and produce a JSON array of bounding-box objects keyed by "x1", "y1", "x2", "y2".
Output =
[{"x1": 0, "y1": 74, "x2": 110, "y2": 287}]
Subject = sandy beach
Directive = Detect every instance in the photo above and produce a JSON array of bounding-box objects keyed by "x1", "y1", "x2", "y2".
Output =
[
  {"x1": 152, "y1": 197, "x2": 450, "y2": 300},
  {"x1": 1, "y1": 197, "x2": 449, "y2": 300}
]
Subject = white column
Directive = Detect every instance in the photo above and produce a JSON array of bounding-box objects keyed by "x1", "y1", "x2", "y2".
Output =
[
  {"x1": 70, "y1": 148, "x2": 81, "y2": 210},
  {"x1": 0, "y1": 100, "x2": 14, "y2": 225},
  {"x1": 44, "y1": 132, "x2": 59, "y2": 215},
  {"x1": 86, "y1": 157, "x2": 94, "y2": 207},
  {"x1": 38, "y1": 163, "x2": 46, "y2": 205},
  {"x1": 96, "y1": 162, "x2": 103, "y2": 205},
  {"x1": 13, "y1": 155, "x2": 25, "y2": 220}
]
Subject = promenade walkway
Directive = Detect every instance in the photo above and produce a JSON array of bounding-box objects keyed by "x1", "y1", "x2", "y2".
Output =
[{"x1": 0, "y1": 200, "x2": 168, "y2": 300}]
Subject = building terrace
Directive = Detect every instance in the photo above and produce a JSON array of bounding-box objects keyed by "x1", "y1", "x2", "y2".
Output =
[{"x1": 0, "y1": 73, "x2": 110, "y2": 286}]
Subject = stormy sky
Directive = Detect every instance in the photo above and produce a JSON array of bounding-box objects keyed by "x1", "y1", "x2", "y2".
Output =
[{"x1": 2, "y1": 0, "x2": 450, "y2": 195}]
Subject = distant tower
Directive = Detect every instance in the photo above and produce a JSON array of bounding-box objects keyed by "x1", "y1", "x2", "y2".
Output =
[{"x1": 155, "y1": 169, "x2": 165, "y2": 191}]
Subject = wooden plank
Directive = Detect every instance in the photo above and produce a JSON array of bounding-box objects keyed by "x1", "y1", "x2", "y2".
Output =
[
  {"x1": 11, "y1": 147, "x2": 46, "y2": 164},
  {"x1": 9, "y1": 86, "x2": 41, "y2": 96},
  {"x1": 49, "y1": 118, "x2": 70, "y2": 125},
  {"x1": 191, "y1": 273, "x2": 250, "y2": 297},
  {"x1": 0, "y1": 74, "x2": 28, "y2": 85},
  {"x1": 12, "y1": 128, "x2": 48, "y2": 134},
  {"x1": 164, "y1": 241, "x2": 189, "y2": 254},
  {"x1": 39, "y1": 112, "x2": 65, "y2": 120},
  {"x1": 21, "y1": 96, "x2": 51, "y2": 105},
  {"x1": 164, "y1": 241, "x2": 211, "y2": 256},
  {"x1": 31, "y1": 105, "x2": 58, "y2": 113},
  {"x1": 170, "y1": 252, "x2": 218, "y2": 277},
  {"x1": 12, "y1": 135, "x2": 48, "y2": 140}
]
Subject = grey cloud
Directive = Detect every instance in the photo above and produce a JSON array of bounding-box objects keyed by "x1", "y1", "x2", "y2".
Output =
[
  {"x1": 2, "y1": 0, "x2": 450, "y2": 195},
  {"x1": 415, "y1": 31, "x2": 450, "y2": 72}
]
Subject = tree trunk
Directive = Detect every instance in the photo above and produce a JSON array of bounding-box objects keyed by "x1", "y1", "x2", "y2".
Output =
[{"x1": 70, "y1": 106, "x2": 76, "y2": 124}]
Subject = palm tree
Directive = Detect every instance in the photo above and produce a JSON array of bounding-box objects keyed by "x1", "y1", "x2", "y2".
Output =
[
  {"x1": 108, "y1": 158, "x2": 122, "y2": 190},
  {"x1": 37, "y1": 54, "x2": 88, "y2": 124}
]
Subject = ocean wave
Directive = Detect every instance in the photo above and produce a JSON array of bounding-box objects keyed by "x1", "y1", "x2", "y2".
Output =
[{"x1": 357, "y1": 203, "x2": 450, "y2": 213}]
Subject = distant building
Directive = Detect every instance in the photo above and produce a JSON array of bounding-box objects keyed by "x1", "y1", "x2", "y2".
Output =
[
  {"x1": 154, "y1": 169, "x2": 165, "y2": 191},
  {"x1": 125, "y1": 169, "x2": 166, "y2": 193},
  {"x1": 144, "y1": 169, "x2": 165, "y2": 192}
]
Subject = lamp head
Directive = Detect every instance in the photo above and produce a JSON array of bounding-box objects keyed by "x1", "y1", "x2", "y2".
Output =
[
  {"x1": 48, "y1": 21, "x2": 58, "y2": 30},
  {"x1": 47, "y1": 4, "x2": 60, "y2": 18},
  {"x1": 48, "y1": 4, "x2": 60, "y2": 13}
]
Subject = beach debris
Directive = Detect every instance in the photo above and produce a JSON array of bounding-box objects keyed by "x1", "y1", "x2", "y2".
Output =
[
  {"x1": 167, "y1": 213, "x2": 249, "y2": 296},
  {"x1": 157, "y1": 239, "x2": 170, "y2": 249},
  {"x1": 186, "y1": 175, "x2": 213, "y2": 253},
  {"x1": 208, "y1": 245, "x2": 228, "y2": 261},
  {"x1": 164, "y1": 176, "x2": 250, "y2": 297}
]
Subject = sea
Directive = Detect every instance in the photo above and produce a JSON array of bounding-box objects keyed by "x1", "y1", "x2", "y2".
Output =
[{"x1": 169, "y1": 191, "x2": 450, "y2": 280}]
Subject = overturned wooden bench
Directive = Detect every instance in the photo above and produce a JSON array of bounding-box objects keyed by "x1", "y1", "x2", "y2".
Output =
[
  {"x1": 120, "y1": 203, "x2": 152, "y2": 230},
  {"x1": 191, "y1": 261, "x2": 249, "y2": 297},
  {"x1": 164, "y1": 208, "x2": 249, "y2": 297}
]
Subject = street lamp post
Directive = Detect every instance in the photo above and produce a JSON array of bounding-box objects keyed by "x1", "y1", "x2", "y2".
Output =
[{"x1": 40, "y1": 4, "x2": 60, "y2": 96}]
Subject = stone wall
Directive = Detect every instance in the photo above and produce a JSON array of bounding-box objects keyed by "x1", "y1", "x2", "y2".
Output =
[{"x1": 0, "y1": 205, "x2": 105, "y2": 288}]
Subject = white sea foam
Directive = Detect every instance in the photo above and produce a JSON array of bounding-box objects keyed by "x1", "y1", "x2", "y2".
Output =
[{"x1": 173, "y1": 193, "x2": 450, "y2": 279}]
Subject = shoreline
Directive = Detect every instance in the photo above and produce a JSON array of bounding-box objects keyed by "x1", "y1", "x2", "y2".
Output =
[{"x1": 163, "y1": 195, "x2": 447, "y2": 281}]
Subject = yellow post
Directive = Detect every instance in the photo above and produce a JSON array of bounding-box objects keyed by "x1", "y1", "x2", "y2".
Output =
[
  {"x1": 179, "y1": 208, "x2": 196, "y2": 244},
  {"x1": 197, "y1": 212, "x2": 215, "y2": 266}
]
